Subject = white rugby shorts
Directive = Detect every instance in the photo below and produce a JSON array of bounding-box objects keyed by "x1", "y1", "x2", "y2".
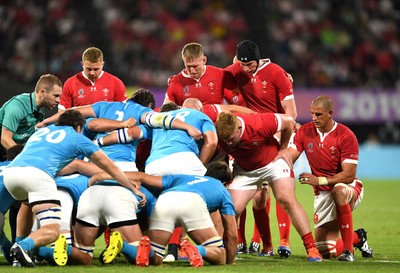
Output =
[
  {"x1": 150, "y1": 191, "x2": 213, "y2": 232},
  {"x1": 314, "y1": 182, "x2": 364, "y2": 228},
  {"x1": 229, "y1": 158, "x2": 293, "y2": 190},
  {"x1": 3, "y1": 166, "x2": 58, "y2": 204},
  {"x1": 76, "y1": 185, "x2": 139, "y2": 227}
]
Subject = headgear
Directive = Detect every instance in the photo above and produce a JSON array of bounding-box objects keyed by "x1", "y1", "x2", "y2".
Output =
[{"x1": 236, "y1": 40, "x2": 260, "y2": 63}]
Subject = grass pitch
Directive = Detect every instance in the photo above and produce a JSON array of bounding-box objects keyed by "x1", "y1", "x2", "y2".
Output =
[{"x1": 1, "y1": 180, "x2": 399, "y2": 273}]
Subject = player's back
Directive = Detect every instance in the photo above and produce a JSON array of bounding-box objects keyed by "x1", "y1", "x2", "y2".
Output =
[
  {"x1": 90, "y1": 101, "x2": 152, "y2": 162},
  {"x1": 161, "y1": 174, "x2": 235, "y2": 215},
  {"x1": 91, "y1": 101, "x2": 152, "y2": 123},
  {"x1": 146, "y1": 108, "x2": 215, "y2": 164},
  {"x1": 8, "y1": 125, "x2": 98, "y2": 178}
]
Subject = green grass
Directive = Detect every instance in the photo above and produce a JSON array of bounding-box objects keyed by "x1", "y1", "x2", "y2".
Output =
[{"x1": 1, "y1": 180, "x2": 399, "y2": 273}]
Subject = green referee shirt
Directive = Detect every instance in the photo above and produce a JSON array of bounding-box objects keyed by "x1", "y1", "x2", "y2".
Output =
[{"x1": 0, "y1": 93, "x2": 45, "y2": 144}]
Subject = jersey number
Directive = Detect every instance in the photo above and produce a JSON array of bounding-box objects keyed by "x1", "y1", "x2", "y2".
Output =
[{"x1": 29, "y1": 127, "x2": 67, "y2": 144}]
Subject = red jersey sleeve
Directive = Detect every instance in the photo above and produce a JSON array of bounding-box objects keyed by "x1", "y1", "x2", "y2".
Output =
[
  {"x1": 270, "y1": 64, "x2": 293, "y2": 101},
  {"x1": 113, "y1": 77, "x2": 128, "y2": 102}
]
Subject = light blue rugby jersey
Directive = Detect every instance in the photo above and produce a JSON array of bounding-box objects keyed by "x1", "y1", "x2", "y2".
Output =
[
  {"x1": 0, "y1": 161, "x2": 18, "y2": 214},
  {"x1": 8, "y1": 125, "x2": 99, "y2": 179},
  {"x1": 161, "y1": 174, "x2": 235, "y2": 216},
  {"x1": 146, "y1": 108, "x2": 216, "y2": 165},
  {"x1": 55, "y1": 174, "x2": 89, "y2": 208},
  {"x1": 88, "y1": 101, "x2": 152, "y2": 162}
]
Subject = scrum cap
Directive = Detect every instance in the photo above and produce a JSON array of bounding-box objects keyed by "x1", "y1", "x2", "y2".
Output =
[{"x1": 236, "y1": 40, "x2": 260, "y2": 63}]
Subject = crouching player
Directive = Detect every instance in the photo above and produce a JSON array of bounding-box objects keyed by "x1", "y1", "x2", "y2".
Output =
[{"x1": 90, "y1": 161, "x2": 237, "y2": 267}]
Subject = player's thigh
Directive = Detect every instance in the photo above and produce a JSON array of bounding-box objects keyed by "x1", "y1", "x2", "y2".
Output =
[
  {"x1": 74, "y1": 222, "x2": 99, "y2": 246},
  {"x1": 188, "y1": 226, "x2": 220, "y2": 246},
  {"x1": 114, "y1": 224, "x2": 142, "y2": 243}
]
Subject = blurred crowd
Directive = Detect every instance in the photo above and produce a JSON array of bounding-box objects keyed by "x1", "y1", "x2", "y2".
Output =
[
  {"x1": 265, "y1": 0, "x2": 400, "y2": 88},
  {"x1": 0, "y1": 0, "x2": 399, "y2": 89}
]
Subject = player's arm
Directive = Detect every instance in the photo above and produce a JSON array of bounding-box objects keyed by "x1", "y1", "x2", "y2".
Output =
[
  {"x1": 218, "y1": 104, "x2": 255, "y2": 114},
  {"x1": 57, "y1": 159, "x2": 101, "y2": 177},
  {"x1": 288, "y1": 146, "x2": 302, "y2": 164},
  {"x1": 38, "y1": 105, "x2": 96, "y2": 128},
  {"x1": 125, "y1": 171, "x2": 163, "y2": 188},
  {"x1": 221, "y1": 213, "x2": 237, "y2": 264},
  {"x1": 272, "y1": 113, "x2": 295, "y2": 168},
  {"x1": 87, "y1": 117, "x2": 136, "y2": 132},
  {"x1": 276, "y1": 114, "x2": 295, "y2": 150},
  {"x1": 90, "y1": 170, "x2": 162, "y2": 189},
  {"x1": 1, "y1": 127, "x2": 16, "y2": 149},
  {"x1": 141, "y1": 112, "x2": 202, "y2": 140},
  {"x1": 96, "y1": 126, "x2": 143, "y2": 146},
  {"x1": 199, "y1": 131, "x2": 218, "y2": 164},
  {"x1": 281, "y1": 98, "x2": 297, "y2": 121},
  {"x1": 88, "y1": 149, "x2": 137, "y2": 192}
]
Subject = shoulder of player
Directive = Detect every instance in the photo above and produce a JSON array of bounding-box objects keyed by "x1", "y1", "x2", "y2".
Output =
[
  {"x1": 4, "y1": 94, "x2": 30, "y2": 111},
  {"x1": 99, "y1": 71, "x2": 124, "y2": 83}
]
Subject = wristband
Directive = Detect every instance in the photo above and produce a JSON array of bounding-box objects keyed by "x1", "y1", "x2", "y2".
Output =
[
  {"x1": 97, "y1": 138, "x2": 104, "y2": 146},
  {"x1": 318, "y1": 177, "x2": 328, "y2": 186}
]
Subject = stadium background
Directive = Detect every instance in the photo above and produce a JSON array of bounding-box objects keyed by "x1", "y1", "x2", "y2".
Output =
[{"x1": 0, "y1": 0, "x2": 399, "y2": 178}]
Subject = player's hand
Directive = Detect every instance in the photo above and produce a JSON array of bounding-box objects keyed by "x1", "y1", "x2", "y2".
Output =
[
  {"x1": 122, "y1": 118, "x2": 137, "y2": 128},
  {"x1": 187, "y1": 126, "x2": 202, "y2": 141},
  {"x1": 129, "y1": 180, "x2": 146, "y2": 206},
  {"x1": 299, "y1": 172, "x2": 318, "y2": 186},
  {"x1": 35, "y1": 121, "x2": 47, "y2": 129},
  {"x1": 273, "y1": 149, "x2": 293, "y2": 169}
]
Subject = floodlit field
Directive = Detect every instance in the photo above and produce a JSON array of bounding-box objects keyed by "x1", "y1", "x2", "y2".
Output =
[{"x1": 1, "y1": 180, "x2": 399, "y2": 273}]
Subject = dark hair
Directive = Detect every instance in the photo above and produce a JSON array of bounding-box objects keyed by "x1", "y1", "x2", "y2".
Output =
[
  {"x1": 205, "y1": 161, "x2": 232, "y2": 185},
  {"x1": 129, "y1": 88, "x2": 156, "y2": 109},
  {"x1": 160, "y1": 102, "x2": 180, "y2": 112},
  {"x1": 236, "y1": 40, "x2": 260, "y2": 63},
  {"x1": 56, "y1": 110, "x2": 86, "y2": 129},
  {"x1": 6, "y1": 144, "x2": 24, "y2": 160}
]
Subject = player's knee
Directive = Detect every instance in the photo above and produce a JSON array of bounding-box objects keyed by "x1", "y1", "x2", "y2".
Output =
[
  {"x1": 274, "y1": 196, "x2": 291, "y2": 211},
  {"x1": 331, "y1": 185, "x2": 349, "y2": 202}
]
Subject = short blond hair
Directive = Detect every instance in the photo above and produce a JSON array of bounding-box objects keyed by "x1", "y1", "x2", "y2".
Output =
[
  {"x1": 182, "y1": 43, "x2": 204, "y2": 61},
  {"x1": 82, "y1": 47, "x2": 103, "y2": 63},
  {"x1": 34, "y1": 74, "x2": 62, "y2": 93},
  {"x1": 216, "y1": 112, "x2": 238, "y2": 140}
]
